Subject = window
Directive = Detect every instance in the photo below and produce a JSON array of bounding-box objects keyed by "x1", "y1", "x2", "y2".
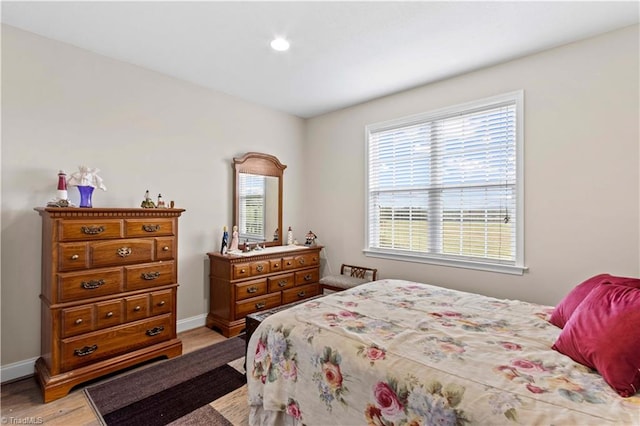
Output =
[
  {"x1": 365, "y1": 91, "x2": 525, "y2": 274},
  {"x1": 238, "y1": 173, "x2": 266, "y2": 241}
]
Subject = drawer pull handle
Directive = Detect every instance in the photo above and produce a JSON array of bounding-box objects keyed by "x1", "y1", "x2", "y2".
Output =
[
  {"x1": 162, "y1": 246, "x2": 170, "y2": 251},
  {"x1": 71, "y1": 254, "x2": 80, "y2": 260},
  {"x1": 81, "y1": 225, "x2": 105, "y2": 235},
  {"x1": 134, "y1": 305, "x2": 142, "y2": 312},
  {"x1": 75, "y1": 318, "x2": 83, "y2": 325},
  {"x1": 143, "y1": 224, "x2": 161, "y2": 232},
  {"x1": 240, "y1": 269, "x2": 246, "y2": 274},
  {"x1": 286, "y1": 261, "x2": 292, "y2": 266},
  {"x1": 255, "y1": 302, "x2": 266, "y2": 309},
  {"x1": 278, "y1": 280, "x2": 288, "y2": 287},
  {"x1": 247, "y1": 286, "x2": 258, "y2": 294},
  {"x1": 256, "y1": 265, "x2": 264, "y2": 272},
  {"x1": 304, "y1": 274, "x2": 312, "y2": 281},
  {"x1": 158, "y1": 300, "x2": 166, "y2": 306},
  {"x1": 273, "y1": 263, "x2": 279, "y2": 268},
  {"x1": 146, "y1": 326, "x2": 164, "y2": 336},
  {"x1": 74, "y1": 345, "x2": 97, "y2": 357},
  {"x1": 106, "y1": 311, "x2": 114, "y2": 318},
  {"x1": 81, "y1": 279, "x2": 105, "y2": 289},
  {"x1": 142, "y1": 271, "x2": 160, "y2": 280},
  {"x1": 117, "y1": 247, "x2": 132, "y2": 257},
  {"x1": 298, "y1": 258, "x2": 306, "y2": 265},
  {"x1": 297, "y1": 291, "x2": 306, "y2": 297}
]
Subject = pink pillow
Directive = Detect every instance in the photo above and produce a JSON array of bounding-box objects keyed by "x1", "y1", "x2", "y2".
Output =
[
  {"x1": 549, "y1": 274, "x2": 640, "y2": 328},
  {"x1": 552, "y1": 284, "x2": 640, "y2": 397}
]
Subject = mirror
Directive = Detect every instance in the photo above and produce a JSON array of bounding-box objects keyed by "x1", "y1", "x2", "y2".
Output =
[{"x1": 233, "y1": 152, "x2": 286, "y2": 247}]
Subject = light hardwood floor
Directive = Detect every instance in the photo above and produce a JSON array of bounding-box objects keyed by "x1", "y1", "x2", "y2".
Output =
[{"x1": 1, "y1": 327, "x2": 229, "y2": 425}]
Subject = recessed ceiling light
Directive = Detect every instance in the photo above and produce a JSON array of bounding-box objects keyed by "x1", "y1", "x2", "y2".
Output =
[{"x1": 270, "y1": 37, "x2": 290, "y2": 52}]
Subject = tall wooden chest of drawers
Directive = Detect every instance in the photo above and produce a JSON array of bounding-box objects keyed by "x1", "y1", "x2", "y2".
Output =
[
  {"x1": 34, "y1": 207, "x2": 185, "y2": 402},
  {"x1": 206, "y1": 246, "x2": 322, "y2": 337}
]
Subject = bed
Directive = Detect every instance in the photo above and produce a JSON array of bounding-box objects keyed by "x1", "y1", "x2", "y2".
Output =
[{"x1": 246, "y1": 278, "x2": 640, "y2": 425}]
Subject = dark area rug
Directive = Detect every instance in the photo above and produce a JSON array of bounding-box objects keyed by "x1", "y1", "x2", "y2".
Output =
[{"x1": 85, "y1": 336, "x2": 246, "y2": 426}]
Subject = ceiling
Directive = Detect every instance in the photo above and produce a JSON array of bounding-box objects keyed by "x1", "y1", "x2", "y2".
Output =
[{"x1": 2, "y1": 1, "x2": 638, "y2": 118}]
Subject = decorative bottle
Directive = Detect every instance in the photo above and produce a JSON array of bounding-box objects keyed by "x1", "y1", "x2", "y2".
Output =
[
  {"x1": 56, "y1": 170, "x2": 68, "y2": 201},
  {"x1": 287, "y1": 226, "x2": 294, "y2": 245}
]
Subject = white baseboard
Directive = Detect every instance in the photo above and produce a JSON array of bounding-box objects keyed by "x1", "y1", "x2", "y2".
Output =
[
  {"x1": 1, "y1": 313, "x2": 209, "y2": 384},
  {"x1": 0, "y1": 356, "x2": 39, "y2": 384},
  {"x1": 177, "y1": 313, "x2": 207, "y2": 333}
]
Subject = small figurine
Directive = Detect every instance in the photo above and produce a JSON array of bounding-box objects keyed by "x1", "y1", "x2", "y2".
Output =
[
  {"x1": 220, "y1": 226, "x2": 229, "y2": 255},
  {"x1": 273, "y1": 228, "x2": 279, "y2": 241},
  {"x1": 229, "y1": 225, "x2": 239, "y2": 252},
  {"x1": 305, "y1": 230, "x2": 317, "y2": 246},
  {"x1": 287, "y1": 226, "x2": 294, "y2": 245},
  {"x1": 157, "y1": 193, "x2": 166, "y2": 208},
  {"x1": 141, "y1": 190, "x2": 156, "y2": 208}
]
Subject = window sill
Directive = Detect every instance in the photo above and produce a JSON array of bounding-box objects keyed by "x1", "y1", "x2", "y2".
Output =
[{"x1": 363, "y1": 249, "x2": 528, "y2": 275}]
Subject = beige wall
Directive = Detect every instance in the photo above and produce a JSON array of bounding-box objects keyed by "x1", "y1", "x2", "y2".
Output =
[
  {"x1": 1, "y1": 25, "x2": 306, "y2": 367},
  {"x1": 304, "y1": 25, "x2": 639, "y2": 306},
  {"x1": 2, "y1": 23, "x2": 639, "y2": 377}
]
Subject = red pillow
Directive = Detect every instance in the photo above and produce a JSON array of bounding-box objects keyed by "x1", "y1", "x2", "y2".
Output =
[
  {"x1": 549, "y1": 274, "x2": 640, "y2": 328},
  {"x1": 552, "y1": 284, "x2": 640, "y2": 397}
]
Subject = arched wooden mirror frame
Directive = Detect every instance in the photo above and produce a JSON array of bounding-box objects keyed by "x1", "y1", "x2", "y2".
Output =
[{"x1": 233, "y1": 152, "x2": 286, "y2": 247}]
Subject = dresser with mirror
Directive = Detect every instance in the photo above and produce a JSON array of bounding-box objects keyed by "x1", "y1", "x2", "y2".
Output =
[{"x1": 206, "y1": 152, "x2": 322, "y2": 337}]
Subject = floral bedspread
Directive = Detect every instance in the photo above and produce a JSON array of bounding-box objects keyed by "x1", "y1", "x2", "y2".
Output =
[{"x1": 246, "y1": 280, "x2": 640, "y2": 425}]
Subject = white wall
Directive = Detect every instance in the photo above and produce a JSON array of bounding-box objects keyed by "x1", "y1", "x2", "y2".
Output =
[
  {"x1": 304, "y1": 25, "x2": 640, "y2": 306},
  {"x1": 1, "y1": 25, "x2": 306, "y2": 368}
]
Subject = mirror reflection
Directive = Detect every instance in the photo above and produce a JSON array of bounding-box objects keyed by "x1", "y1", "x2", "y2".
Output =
[
  {"x1": 238, "y1": 173, "x2": 279, "y2": 243},
  {"x1": 233, "y1": 152, "x2": 286, "y2": 248}
]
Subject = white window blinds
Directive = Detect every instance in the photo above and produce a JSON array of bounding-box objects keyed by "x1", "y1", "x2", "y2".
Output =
[
  {"x1": 239, "y1": 173, "x2": 266, "y2": 241},
  {"x1": 365, "y1": 91, "x2": 524, "y2": 274}
]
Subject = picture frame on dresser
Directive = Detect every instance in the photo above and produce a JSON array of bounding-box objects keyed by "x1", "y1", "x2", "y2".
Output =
[{"x1": 34, "y1": 207, "x2": 185, "y2": 403}]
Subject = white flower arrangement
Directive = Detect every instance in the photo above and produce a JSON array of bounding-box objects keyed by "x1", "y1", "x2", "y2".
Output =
[{"x1": 67, "y1": 166, "x2": 107, "y2": 191}]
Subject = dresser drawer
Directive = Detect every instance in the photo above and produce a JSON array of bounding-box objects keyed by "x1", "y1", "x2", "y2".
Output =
[
  {"x1": 269, "y1": 259, "x2": 283, "y2": 272},
  {"x1": 235, "y1": 279, "x2": 267, "y2": 301},
  {"x1": 155, "y1": 237, "x2": 175, "y2": 261},
  {"x1": 58, "y1": 219, "x2": 123, "y2": 241},
  {"x1": 268, "y1": 273, "x2": 295, "y2": 292},
  {"x1": 295, "y1": 268, "x2": 319, "y2": 286},
  {"x1": 233, "y1": 263, "x2": 251, "y2": 280},
  {"x1": 250, "y1": 261, "x2": 270, "y2": 276},
  {"x1": 282, "y1": 256, "x2": 296, "y2": 271},
  {"x1": 89, "y1": 239, "x2": 154, "y2": 268},
  {"x1": 59, "y1": 243, "x2": 89, "y2": 271},
  {"x1": 125, "y1": 294, "x2": 149, "y2": 322},
  {"x1": 294, "y1": 253, "x2": 320, "y2": 269},
  {"x1": 95, "y1": 299, "x2": 123, "y2": 329},
  {"x1": 57, "y1": 268, "x2": 123, "y2": 303},
  {"x1": 150, "y1": 289, "x2": 173, "y2": 316},
  {"x1": 282, "y1": 283, "x2": 320, "y2": 305},
  {"x1": 61, "y1": 305, "x2": 94, "y2": 338},
  {"x1": 125, "y1": 261, "x2": 175, "y2": 291},
  {"x1": 60, "y1": 314, "x2": 173, "y2": 372},
  {"x1": 235, "y1": 293, "x2": 281, "y2": 319},
  {"x1": 125, "y1": 219, "x2": 174, "y2": 238}
]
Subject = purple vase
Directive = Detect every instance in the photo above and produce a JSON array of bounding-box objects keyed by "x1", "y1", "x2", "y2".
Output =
[{"x1": 77, "y1": 185, "x2": 94, "y2": 208}]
